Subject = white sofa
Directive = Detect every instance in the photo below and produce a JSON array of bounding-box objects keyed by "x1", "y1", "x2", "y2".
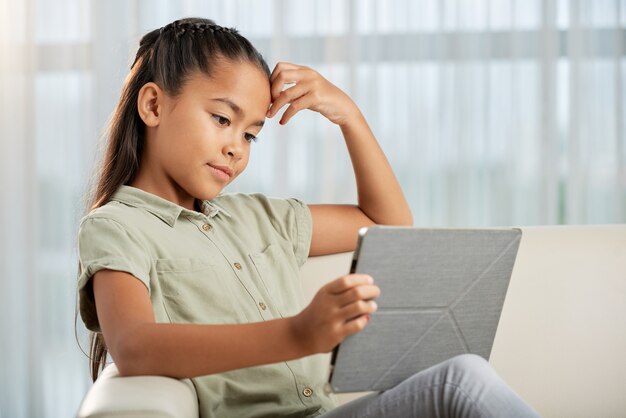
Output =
[{"x1": 77, "y1": 225, "x2": 626, "y2": 418}]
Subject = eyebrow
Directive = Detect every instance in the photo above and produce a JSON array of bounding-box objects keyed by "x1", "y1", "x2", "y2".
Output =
[{"x1": 211, "y1": 97, "x2": 265, "y2": 127}]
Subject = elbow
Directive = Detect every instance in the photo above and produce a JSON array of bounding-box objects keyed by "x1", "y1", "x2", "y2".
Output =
[
  {"x1": 402, "y1": 207, "x2": 414, "y2": 226},
  {"x1": 386, "y1": 211, "x2": 414, "y2": 227},
  {"x1": 397, "y1": 218, "x2": 414, "y2": 227},
  {"x1": 364, "y1": 209, "x2": 413, "y2": 227},
  {"x1": 372, "y1": 217, "x2": 413, "y2": 227},
  {"x1": 387, "y1": 206, "x2": 414, "y2": 227},
  {"x1": 113, "y1": 332, "x2": 148, "y2": 377}
]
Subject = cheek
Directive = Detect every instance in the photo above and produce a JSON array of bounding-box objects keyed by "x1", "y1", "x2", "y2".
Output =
[
  {"x1": 158, "y1": 117, "x2": 205, "y2": 154},
  {"x1": 233, "y1": 152, "x2": 250, "y2": 176},
  {"x1": 170, "y1": 139, "x2": 202, "y2": 164},
  {"x1": 240, "y1": 152, "x2": 250, "y2": 168}
]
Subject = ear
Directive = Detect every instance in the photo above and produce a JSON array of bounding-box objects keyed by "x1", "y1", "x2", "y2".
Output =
[{"x1": 137, "y1": 82, "x2": 164, "y2": 127}]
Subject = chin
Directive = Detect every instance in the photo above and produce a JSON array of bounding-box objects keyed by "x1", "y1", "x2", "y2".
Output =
[
  {"x1": 200, "y1": 185, "x2": 226, "y2": 201},
  {"x1": 188, "y1": 173, "x2": 233, "y2": 201}
]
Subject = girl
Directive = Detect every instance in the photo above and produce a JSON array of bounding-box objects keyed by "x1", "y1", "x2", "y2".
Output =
[{"x1": 77, "y1": 17, "x2": 539, "y2": 418}]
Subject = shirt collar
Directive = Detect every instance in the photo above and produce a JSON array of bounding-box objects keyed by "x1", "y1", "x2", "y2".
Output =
[{"x1": 110, "y1": 185, "x2": 231, "y2": 227}]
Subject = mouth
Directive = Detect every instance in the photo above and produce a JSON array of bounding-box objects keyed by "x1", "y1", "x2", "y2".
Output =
[{"x1": 207, "y1": 164, "x2": 233, "y2": 181}]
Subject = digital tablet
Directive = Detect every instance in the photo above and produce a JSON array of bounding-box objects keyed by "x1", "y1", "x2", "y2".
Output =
[{"x1": 328, "y1": 226, "x2": 522, "y2": 393}]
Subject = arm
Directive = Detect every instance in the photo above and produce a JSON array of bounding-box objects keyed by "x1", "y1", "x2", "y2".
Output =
[
  {"x1": 94, "y1": 269, "x2": 378, "y2": 378},
  {"x1": 266, "y1": 62, "x2": 413, "y2": 256}
]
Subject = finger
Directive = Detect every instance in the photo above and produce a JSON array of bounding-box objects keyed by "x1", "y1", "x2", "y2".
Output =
[
  {"x1": 342, "y1": 314, "x2": 370, "y2": 336},
  {"x1": 266, "y1": 82, "x2": 309, "y2": 118},
  {"x1": 279, "y1": 94, "x2": 316, "y2": 125},
  {"x1": 326, "y1": 274, "x2": 374, "y2": 295},
  {"x1": 270, "y1": 69, "x2": 306, "y2": 101},
  {"x1": 338, "y1": 299, "x2": 378, "y2": 321},
  {"x1": 334, "y1": 284, "x2": 381, "y2": 308},
  {"x1": 269, "y1": 62, "x2": 300, "y2": 83},
  {"x1": 270, "y1": 62, "x2": 303, "y2": 84}
]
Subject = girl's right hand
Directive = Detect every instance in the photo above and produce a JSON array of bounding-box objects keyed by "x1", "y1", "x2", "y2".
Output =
[{"x1": 289, "y1": 274, "x2": 380, "y2": 355}]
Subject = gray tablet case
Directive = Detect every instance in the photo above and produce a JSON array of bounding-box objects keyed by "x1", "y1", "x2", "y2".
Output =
[{"x1": 328, "y1": 226, "x2": 522, "y2": 393}]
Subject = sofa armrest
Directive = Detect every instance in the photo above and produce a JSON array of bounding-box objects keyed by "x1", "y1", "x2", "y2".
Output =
[{"x1": 76, "y1": 363, "x2": 198, "y2": 418}]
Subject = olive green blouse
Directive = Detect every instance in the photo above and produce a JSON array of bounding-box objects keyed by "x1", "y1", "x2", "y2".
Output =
[{"x1": 77, "y1": 185, "x2": 339, "y2": 417}]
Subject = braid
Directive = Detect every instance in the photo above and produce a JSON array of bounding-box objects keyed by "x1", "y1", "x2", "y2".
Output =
[
  {"x1": 128, "y1": 17, "x2": 270, "y2": 98},
  {"x1": 159, "y1": 20, "x2": 240, "y2": 38}
]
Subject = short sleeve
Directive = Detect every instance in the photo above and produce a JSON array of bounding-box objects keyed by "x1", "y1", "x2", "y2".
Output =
[
  {"x1": 77, "y1": 216, "x2": 152, "y2": 332},
  {"x1": 285, "y1": 197, "x2": 313, "y2": 268}
]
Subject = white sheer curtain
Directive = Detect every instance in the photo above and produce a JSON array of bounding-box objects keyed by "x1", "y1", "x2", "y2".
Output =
[{"x1": 1, "y1": 0, "x2": 624, "y2": 416}]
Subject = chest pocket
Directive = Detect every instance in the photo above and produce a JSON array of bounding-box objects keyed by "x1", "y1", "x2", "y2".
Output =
[
  {"x1": 156, "y1": 258, "x2": 246, "y2": 324},
  {"x1": 249, "y1": 243, "x2": 306, "y2": 317}
]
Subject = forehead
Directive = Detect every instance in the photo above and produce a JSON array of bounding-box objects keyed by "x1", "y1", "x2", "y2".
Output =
[{"x1": 182, "y1": 62, "x2": 271, "y2": 113}]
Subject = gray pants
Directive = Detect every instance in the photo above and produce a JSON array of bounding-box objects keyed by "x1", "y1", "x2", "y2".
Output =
[{"x1": 320, "y1": 354, "x2": 541, "y2": 418}]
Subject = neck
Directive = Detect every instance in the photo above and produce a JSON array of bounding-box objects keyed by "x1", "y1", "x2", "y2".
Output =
[{"x1": 130, "y1": 162, "x2": 197, "y2": 211}]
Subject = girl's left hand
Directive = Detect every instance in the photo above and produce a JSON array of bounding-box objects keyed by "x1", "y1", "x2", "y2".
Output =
[{"x1": 266, "y1": 62, "x2": 359, "y2": 126}]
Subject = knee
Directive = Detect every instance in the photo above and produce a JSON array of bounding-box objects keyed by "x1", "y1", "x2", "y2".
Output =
[
  {"x1": 447, "y1": 353, "x2": 489, "y2": 370},
  {"x1": 441, "y1": 354, "x2": 497, "y2": 384}
]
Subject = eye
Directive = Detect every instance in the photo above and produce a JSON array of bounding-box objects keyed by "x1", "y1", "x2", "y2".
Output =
[
  {"x1": 244, "y1": 133, "x2": 258, "y2": 143},
  {"x1": 211, "y1": 114, "x2": 231, "y2": 126}
]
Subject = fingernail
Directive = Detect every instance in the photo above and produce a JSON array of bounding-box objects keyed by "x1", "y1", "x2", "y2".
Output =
[{"x1": 365, "y1": 315, "x2": 371, "y2": 321}]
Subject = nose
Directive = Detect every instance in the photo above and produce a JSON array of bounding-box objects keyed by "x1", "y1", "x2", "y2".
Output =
[{"x1": 222, "y1": 132, "x2": 245, "y2": 160}]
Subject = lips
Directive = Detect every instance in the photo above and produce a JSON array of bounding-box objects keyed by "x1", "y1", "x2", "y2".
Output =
[{"x1": 207, "y1": 164, "x2": 233, "y2": 178}]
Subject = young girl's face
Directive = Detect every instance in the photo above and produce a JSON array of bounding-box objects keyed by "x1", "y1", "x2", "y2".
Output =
[{"x1": 143, "y1": 60, "x2": 271, "y2": 207}]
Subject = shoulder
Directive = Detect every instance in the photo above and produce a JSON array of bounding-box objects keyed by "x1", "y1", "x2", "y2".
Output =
[
  {"x1": 78, "y1": 200, "x2": 153, "y2": 247},
  {"x1": 212, "y1": 192, "x2": 312, "y2": 258},
  {"x1": 79, "y1": 200, "x2": 148, "y2": 231},
  {"x1": 211, "y1": 191, "x2": 268, "y2": 210},
  {"x1": 213, "y1": 192, "x2": 308, "y2": 218},
  {"x1": 77, "y1": 201, "x2": 154, "y2": 266}
]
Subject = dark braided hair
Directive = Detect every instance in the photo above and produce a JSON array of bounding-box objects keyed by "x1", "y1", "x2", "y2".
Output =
[
  {"x1": 132, "y1": 18, "x2": 270, "y2": 96},
  {"x1": 80, "y1": 17, "x2": 271, "y2": 382},
  {"x1": 158, "y1": 20, "x2": 238, "y2": 36}
]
